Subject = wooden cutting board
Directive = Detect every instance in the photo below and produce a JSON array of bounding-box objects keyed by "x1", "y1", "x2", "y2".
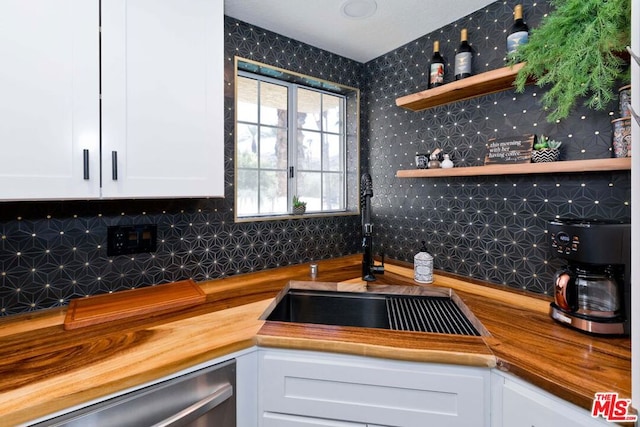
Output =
[{"x1": 64, "y1": 279, "x2": 206, "y2": 330}]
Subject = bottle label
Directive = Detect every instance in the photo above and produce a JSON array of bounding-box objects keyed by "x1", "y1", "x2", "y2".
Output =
[
  {"x1": 455, "y1": 52, "x2": 472, "y2": 75},
  {"x1": 507, "y1": 31, "x2": 528, "y2": 54},
  {"x1": 430, "y1": 63, "x2": 444, "y2": 85}
]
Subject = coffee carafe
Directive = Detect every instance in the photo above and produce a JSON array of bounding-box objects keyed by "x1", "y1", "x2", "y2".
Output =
[{"x1": 548, "y1": 219, "x2": 631, "y2": 335}]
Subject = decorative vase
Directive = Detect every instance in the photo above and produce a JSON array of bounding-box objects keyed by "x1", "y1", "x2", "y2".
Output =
[
  {"x1": 531, "y1": 148, "x2": 560, "y2": 163},
  {"x1": 293, "y1": 205, "x2": 306, "y2": 215},
  {"x1": 619, "y1": 85, "x2": 631, "y2": 118},
  {"x1": 440, "y1": 154, "x2": 454, "y2": 169},
  {"x1": 611, "y1": 117, "x2": 631, "y2": 158}
]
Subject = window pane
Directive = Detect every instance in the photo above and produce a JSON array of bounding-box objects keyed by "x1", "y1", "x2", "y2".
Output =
[
  {"x1": 259, "y1": 126, "x2": 287, "y2": 169},
  {"x1": 323, "y1": 173, "x2": 345, "y2": 210},
  {"x1": 237, "y1": 123, "x2": 258, "y2": 168},
  {"x1": 260, "y1": 82, "x2": 288, "y2": 127},
  {"x1": 237, "y1": 76, "x2": 258, "y2": 123},
  {"x1": 298, "y1": 88, "x2": 321, "y2": 131},
  {"x1": 323, "y1": 94, "x2": 342, "y2": 133},
  {"x1": 298, "y1": 130, "x2": 321, "y2": 170},
  {"x1": 323, "y1": 134, "x2": 342, "y2": 172},
  {"x1": 237, "y1": 169, "x2": 258, "y2": 215},
  {"x1": 297, "y1": 171, "x2": 322, "y2": 211},
  {"x1": 260, "y1": 170, "x2": 288, "y2": 214},
  {"x1": 236, "y1": 63, "x2": 353, "y2": 219}
]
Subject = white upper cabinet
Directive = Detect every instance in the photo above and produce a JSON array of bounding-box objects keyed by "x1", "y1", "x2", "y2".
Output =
[
  {"x1": 0, "y1": 0, "x2": 224, "y2": 201},
  {"x1": 0, "y1": 0, "x2": 100, "y2": 200},
  {"x1": 101, "y1": 0, "x2": 224, "y2": 198}
]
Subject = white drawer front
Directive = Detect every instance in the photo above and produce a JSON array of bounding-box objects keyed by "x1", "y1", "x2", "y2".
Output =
[
  {"x1": 263, "y1": 412, "x2": 365, "y2": 427},
  {"x1": 259, "y1": 349, "x2": 489, "y2": 427}
]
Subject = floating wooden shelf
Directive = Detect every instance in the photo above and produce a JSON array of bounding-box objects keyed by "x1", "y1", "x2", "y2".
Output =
[
  {"x1": 396, "y1": 63, "x2": 526, "y2": 111},
  {"x1": 396, "y1": 158, "x2": 631, "y2": 179}
]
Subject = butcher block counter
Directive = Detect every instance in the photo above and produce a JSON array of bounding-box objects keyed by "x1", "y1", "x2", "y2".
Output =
[{"x1": 0, "y1": 255, "x2": 631, "y2": 425}]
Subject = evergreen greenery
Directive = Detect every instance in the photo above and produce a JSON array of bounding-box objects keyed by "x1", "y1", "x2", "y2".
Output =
[{"x1": 512, "y1": 0, "x2": 631, "y2": 122}]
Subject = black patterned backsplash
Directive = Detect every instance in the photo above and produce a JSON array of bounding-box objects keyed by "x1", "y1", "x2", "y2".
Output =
[
  {"x1": 0, "y1": 16, "x2": 363, "y2": 316},
  {"x1": 0, "y1": 1, "x2": 631, "y2": 316},
  {"x1": 363, "y1": 0, "x2": 631, "y2": 294}
]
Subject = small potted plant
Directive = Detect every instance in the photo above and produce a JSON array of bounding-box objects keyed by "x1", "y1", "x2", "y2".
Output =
[
  {"x1": 292, "y1": 195, "x2": 307, "y2": 215},
  {"x1": 531, "y1": 135, "x2": 562, "y2": 163}
]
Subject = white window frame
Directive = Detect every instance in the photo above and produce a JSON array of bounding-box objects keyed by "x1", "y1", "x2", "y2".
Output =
[{"x1": 234, "y1": 58, "x2": 360, "y2": 222}]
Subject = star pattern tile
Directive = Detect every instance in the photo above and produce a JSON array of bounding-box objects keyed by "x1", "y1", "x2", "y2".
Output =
[
  {"x1": 0, "y1": 1, "x2": 632, "y2": 316},
  {"x1": 360, "y1": 0, "x2": 630, "y2": 295}
]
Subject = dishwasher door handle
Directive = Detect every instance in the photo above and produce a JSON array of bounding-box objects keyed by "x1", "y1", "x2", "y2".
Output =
[{"x1": 151, "y1": 383, "x2": 233, "y2": 427}]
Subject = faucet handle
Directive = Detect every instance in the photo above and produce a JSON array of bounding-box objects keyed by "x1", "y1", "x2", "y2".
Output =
[{"x1": 372, "y1": 252, "x2": 385, "y2": 274}]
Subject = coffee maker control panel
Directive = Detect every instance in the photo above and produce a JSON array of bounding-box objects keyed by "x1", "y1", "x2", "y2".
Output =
[
  {"x1": 548, "y1": 219, "x2": 630, "y2": 265},
  {"x1": 550, "y1": 231, "x2": 580, "y2": 256}
]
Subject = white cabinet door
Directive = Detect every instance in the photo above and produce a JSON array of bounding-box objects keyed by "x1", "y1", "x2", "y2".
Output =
[
  {"x1": 259, "y1": 349, "x2": 490, "y2": 427},
  {"x1": 101, "y1": 0, "x2": 224, "y2": 199},
  {"x1": 0, "y1": 0, "x2": 100, "y2": 200},
  {"x1": 492, "y1": 371, "x2": 610, "y2": 427}
]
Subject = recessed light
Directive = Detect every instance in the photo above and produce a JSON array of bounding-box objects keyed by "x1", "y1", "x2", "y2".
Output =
[{"x1": 341, "y1": 0, "x2": 377, "y2": 19}]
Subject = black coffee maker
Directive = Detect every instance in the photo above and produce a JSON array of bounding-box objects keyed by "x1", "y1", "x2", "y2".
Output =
[{"x1": 548, "y1": 219, "x2": 631, "y2": 335}]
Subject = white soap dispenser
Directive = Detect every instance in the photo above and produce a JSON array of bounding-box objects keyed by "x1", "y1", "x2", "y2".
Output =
[{"x1": 414, "y1": 241, "x2": 434, "y2": 284}]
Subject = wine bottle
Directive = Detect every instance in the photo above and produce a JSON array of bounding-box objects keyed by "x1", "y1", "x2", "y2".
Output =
[
  {"x1": 506, "y1": 4, "x2": 529, "y2": 55},
  {"x1": 454, "y1": 29, "x2": 472, "y2": 80},
  {"x1": 429, "y1": 41, "x2": 445, "y2": 88}
]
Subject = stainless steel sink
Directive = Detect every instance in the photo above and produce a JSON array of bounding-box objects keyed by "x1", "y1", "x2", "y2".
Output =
[{"x1": 263, "y1": 286, "x2": 483, "y2": 336}]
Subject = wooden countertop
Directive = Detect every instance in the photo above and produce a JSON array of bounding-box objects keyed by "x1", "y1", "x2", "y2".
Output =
[{"x1": 0, "y1": 255, "x2": 631, "y2": 425}]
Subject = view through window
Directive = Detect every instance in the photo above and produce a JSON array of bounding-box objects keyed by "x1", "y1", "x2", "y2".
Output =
[{"x1": 236, "y1": 70, "x2": 347, "y2": 218}]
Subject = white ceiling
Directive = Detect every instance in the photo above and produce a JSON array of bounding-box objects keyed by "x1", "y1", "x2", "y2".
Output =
[{"x1": 224, "y1": 0, "x2": 496, "y2": 63}]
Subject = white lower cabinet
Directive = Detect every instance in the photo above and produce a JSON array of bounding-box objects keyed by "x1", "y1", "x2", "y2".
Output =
[
  {"x1": 258, "y1": 348, "x2": 490, "y2": 427},
  {"x1": 491, "y1": 371, "x2": 610, "y2": 427},
  {"x1": 263, "y1": 412, "x2": 366, "y2": 426}
]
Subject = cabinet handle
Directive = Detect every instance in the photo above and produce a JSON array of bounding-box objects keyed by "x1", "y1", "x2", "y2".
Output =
[
  {"x1": 151, "y1": 383, "x2": 233, "y2": 427},
  {"x1": 83, "y1": 149, "x2": 90, "y2": 180},
  {"x1": 112, "y1": 151, "x2": 118, "y2": 180}
]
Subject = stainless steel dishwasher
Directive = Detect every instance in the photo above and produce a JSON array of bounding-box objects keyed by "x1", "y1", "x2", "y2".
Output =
[{"x1": 31, "y1": 359, "x2": 236, "y2": 427}]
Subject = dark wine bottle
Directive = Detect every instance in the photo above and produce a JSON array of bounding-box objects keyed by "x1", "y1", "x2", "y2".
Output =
[
  {"x1": 506, "y1": 4, "x2": 529, "y2": 55},
  {"x1": 454, "y1": 29, "x2": 472, "y2": 80},
  {"x1": 429, "y1": 41, "x2": 445, "y2": 88}
]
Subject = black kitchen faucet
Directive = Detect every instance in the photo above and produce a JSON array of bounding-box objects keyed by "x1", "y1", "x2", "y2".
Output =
[{"x1": 361, "y1": 173, "x2": 384, "y2": 281}]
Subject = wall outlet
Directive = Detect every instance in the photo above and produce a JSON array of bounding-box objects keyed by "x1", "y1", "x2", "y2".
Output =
[{"x1": 107, "y1": 224, "x2": 157, "y2": 256}]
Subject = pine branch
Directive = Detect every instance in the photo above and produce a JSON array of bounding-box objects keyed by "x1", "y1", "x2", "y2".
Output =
[{"x1": 512, "y1": 0, "x2": 631, "y2": 122}]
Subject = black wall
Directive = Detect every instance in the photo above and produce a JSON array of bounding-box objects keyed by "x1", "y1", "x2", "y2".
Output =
[
  {"x1": 363, "y1": 0, "x2": 630, "y2": 294},
  {"x1": 0, "y1": 1, "x2": 631, "y2": 315}
]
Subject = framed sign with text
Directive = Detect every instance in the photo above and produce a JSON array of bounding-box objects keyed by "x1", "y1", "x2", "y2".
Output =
[{"x1": 484, "y1": 134, "x2": 535, "y2": 165}]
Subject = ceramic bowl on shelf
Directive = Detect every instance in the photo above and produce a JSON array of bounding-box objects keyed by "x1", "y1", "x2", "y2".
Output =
[{"x1": 531, "y1": 148, "x2": 560, "y2": 163}]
